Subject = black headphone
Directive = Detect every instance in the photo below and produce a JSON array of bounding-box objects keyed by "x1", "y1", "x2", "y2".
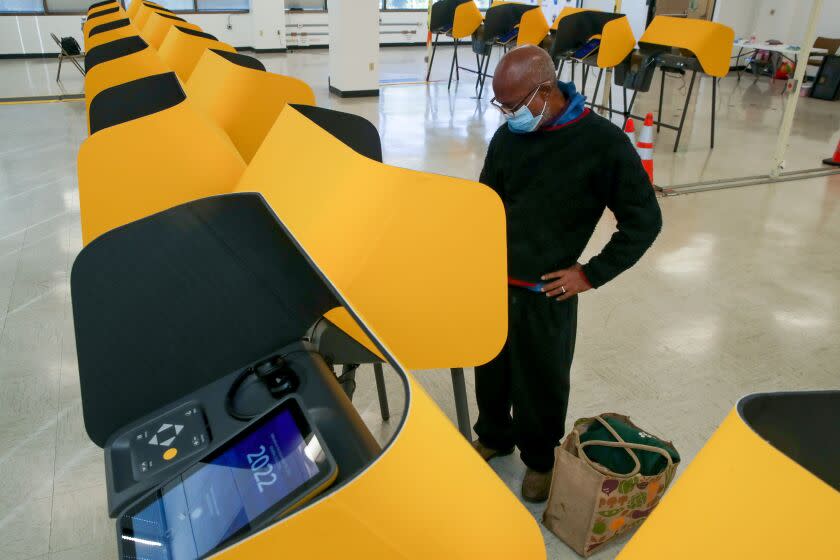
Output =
[{"x1": 224, "y1": 353, "x2": 300, "y2": 421}]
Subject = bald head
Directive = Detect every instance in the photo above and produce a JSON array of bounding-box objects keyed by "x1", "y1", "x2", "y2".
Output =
[{"x1": 492, "y1": 45, "x2": 557, "y2": 105}]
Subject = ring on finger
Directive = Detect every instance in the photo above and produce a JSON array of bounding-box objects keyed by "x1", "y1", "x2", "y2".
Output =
[{"x1": 560, "y1": 286, "x2": 567, "y2": 294}]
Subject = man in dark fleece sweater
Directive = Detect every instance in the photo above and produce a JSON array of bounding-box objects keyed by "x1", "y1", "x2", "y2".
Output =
[{"x1": 472, "y1": 46, "x2": 662, "y2": 502}]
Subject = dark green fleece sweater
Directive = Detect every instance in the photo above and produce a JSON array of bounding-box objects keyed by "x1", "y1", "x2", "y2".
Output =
[{"x1": 479, "y1": 109, "x2": 662, "y2": 288}]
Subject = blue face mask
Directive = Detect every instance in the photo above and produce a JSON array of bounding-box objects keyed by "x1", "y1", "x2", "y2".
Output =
[{"x1": 505, "y1": 91, "x2": 548, "y2": 134}]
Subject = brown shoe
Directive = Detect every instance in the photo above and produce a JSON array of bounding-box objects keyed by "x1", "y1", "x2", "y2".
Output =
[
  {"x1": 521, "y1": 468, "x2": 552, "y2": 503},
  {"x1": 471, "y1": 439, "x2": 514, "y2": 462}
]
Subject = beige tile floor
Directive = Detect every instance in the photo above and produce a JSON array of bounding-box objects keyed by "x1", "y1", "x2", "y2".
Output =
[{"x1": 0, "y1": 46, "x2": 839, "y2": 559}]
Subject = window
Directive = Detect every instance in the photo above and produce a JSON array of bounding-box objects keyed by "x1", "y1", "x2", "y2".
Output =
[
  {"x1": 195, "y1": 0, "x2": 248, "y2": 11},
  {"x1": 286, "y1": 0, "x2": 326, "y2": 10},
  {"x1": 157, "y1": 0, "x2": 248, "y2": 11},
  {"x1": 382, "y1": 0, "x2": 428, "y2": 9},
  {"x1": 155, "y1": 0, "x2": 195, "y2": 11},
  {"x1": 0, "y1": 0, "x2": 249, "y2": 14},
  {"x1": 0, "y1": 0, "x2": 43, "y2": 12}
]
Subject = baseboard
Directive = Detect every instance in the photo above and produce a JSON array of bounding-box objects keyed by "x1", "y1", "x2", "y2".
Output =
[
  {"x1": 0, "y1": 93, "x2": 84, "y2": 103},
  {"x1": 328, "y1": 84, "x2": 379, "y2": 98},
  {"x1": 234, "y1": 47, "x2": 288, "y2": 53},
  {"x1": 0, "y1": 53, "x2": 59, "y2": 59},
  {"x1": 284, "y1": 42, "x2": 442, "y2": 51}
]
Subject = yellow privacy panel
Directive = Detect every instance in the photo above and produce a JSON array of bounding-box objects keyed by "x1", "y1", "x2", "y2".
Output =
[
  {"x1": 218, "y1": 375, "x2": 545, "y2": 559},
  {"x1": 639, "y1": 16, "x2": 734, "y2": 77},
  {"x1": 451, "y1": 1, "x2": 483, "y2": 40},
  {"x1": 516, "y1": 8, "x2": 549, "y2": 47},
  {"x1": 597, "y1": 16, "x2": 636, "y2": 68},
  {"x1": 141, "y1": 13, "x2": 202, "y2": 49},
  {"x1": 158, "y1": 26, "x2": 236, "y2": 82},
  {"x1": 134, "y1": 4, "x2": 174, "y2": 31},
  {"x1": 235, "y1": 107, "x2": 507, "y2": 370},
  {"x1": 187, "y1": 50, "x2": 315, "y2": 163},
  {"x1": 126, "y1": 0, "x2": 146, "y2": 20},
  {"x1": 551, "y1": 6, "x2": 588, "y2": 30},
  {"x1": 86, "y1": 24, "x2": 139, "y2": 50},
  {"x1": 88, "y1": 1, "x2": 119, "y2": 16},
  {"x1": 618, "y1": 405, "x2": 840, "y2": 559},
  {"x1": 84, "y1": 49, "x2": 169, "y2": 117},
  {"x1": 84, "y1": 10, "x2": 126, "y2": 39},
  {"x1": 78, "y1": 101, "x2": 246, "y2": 244}
]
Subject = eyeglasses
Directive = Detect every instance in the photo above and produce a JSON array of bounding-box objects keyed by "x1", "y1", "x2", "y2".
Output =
[{"x1": 490, "y1": 80, "x2": 551, "y2": 116}]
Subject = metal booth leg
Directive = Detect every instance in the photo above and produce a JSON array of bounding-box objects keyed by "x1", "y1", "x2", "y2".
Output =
[
  {"x1": 477, "y1": 44, "x2": 493, "y2": 99},
  {"x1": 450, "y1": 368, "x2": 472, "y2": 439},
  {"x1": 373, "y1": 362, "x2": 390, "y2": 421},
  {"x1": 556, "y1": 58, "x2": 565, "y2": 80},
  {"x1": 582, "y1": 64, "x2": 589, "y2": 93},
  {"x1": 425, "y1": 33, "x2": 439, "y2": 81},
  {"x1": 674, "y1": 69, "x2": 697, "y2": 152},
  {"x1": 475, "y1": 52, "x2": 484, "y2": 91},
  {"x1": 711, "y1": 76, "x2": 717, "y2": 149},
  {"x1": 454, "y1": 38, "x2": 460, "y2": 81},
  {"x1": 591, "y1": 67, "x2": 603, "y2": 110},
  {"x1": 448, "y1": 39, "x2": 458, "y2": 89},
  {"x1": 657, "y1": 67, "x2": 666, "y2": 132},
  {"x1": 622, "y1": 89, "x2": 638, "y2": 130}
]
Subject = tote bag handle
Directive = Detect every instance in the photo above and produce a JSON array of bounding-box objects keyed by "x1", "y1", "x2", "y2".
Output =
[{"x1": 577, "y1": 415, "x2": 674, "y2": 478}]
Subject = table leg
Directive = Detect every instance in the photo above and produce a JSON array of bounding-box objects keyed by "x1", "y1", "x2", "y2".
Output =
[{"x1": 450, "y1": 368, "x2": 472, "y2": 439}]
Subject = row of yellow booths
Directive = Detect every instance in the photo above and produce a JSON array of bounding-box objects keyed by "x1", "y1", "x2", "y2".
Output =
[
  {"x1": 428, "y1": 0, "x2": 734, "y2": 151},
  {"x1": 74, "y1": 1, "x2": 838, "y2": 558}
]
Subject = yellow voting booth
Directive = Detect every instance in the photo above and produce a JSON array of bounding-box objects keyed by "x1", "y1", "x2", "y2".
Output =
[
  {"x1": 619, "y1": 391, "x2": 839, "y2": 559},
  {"x1": 548, "y1": 7, "x2": 636, "y2": 118},
  {"x1": 75, "y1": 106, "x2": 544, "y2": 560},
  {"x1": 75, "y1": 4, "x2": 546, "y2": 557},
  {"x1": 619, "y1": 16, "x2": 734, "y2": 151}
]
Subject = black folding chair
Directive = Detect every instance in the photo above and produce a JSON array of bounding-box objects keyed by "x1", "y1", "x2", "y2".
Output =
[{"x1": 51, "y1": 33, "x2": 86, "y2": 82}]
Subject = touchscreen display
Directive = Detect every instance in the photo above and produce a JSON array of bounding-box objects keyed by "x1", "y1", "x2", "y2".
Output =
[{"x1": 119, "y1": 400, "x2": 334, "y2": 560}]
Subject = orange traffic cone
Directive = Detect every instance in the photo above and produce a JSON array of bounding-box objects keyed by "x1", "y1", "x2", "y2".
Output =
[
  {"x1": 824, "y1": 138, "x2": 840, "y2": 167},
  {"x1": 624, "y1": 118, "x2": 637, "y2": 147},
  {"x1": 636, "y1": 112, "x2": 655, "y2": 184}
]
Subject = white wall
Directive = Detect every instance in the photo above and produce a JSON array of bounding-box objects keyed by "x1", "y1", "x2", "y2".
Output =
[
  {"x1": 721, "y1": 0, "x2": 840, "y2": 45},
  {"x1": 714, "y1": 0, "x2": 760, "y2": 38}
]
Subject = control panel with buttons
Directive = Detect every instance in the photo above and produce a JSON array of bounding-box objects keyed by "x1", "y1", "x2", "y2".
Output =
[{"x1": 128, "y1": 403, "x2": 210, "y2": 481}]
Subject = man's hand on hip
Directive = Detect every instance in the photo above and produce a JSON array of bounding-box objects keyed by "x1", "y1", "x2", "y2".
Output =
[{"x1": 541, "y1": 263, "x2": 592, "y2": 301}]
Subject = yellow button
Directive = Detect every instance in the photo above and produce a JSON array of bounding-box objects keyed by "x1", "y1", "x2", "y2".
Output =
[{"x1": 163, "y1": 448, "x2": 178, "y2": 461}]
